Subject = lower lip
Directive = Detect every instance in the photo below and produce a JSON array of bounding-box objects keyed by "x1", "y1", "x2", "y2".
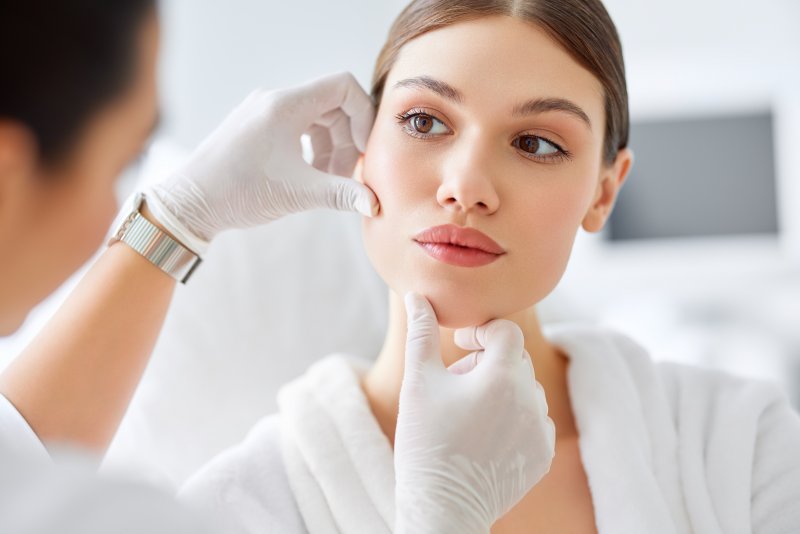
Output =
[{"x1": 414, "y1": 241, "x2": 502, "y2": 267}]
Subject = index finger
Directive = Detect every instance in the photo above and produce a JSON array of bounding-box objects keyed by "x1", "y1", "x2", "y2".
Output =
[{"x1": 284, "y1": 72, "x2": 375, "y2": 152}]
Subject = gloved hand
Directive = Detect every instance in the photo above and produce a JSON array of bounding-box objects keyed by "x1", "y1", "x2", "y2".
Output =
[
  {"x1": 144, "y1": 72, "x2": 380, "y2": 256},
  {"x1": 394, "y1": 292, "x2": 556, "y2": 534}
]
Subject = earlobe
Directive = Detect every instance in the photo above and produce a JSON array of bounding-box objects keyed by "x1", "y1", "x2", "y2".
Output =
[{"x1": 581, "y1": 147, "x2": 634, "y2": 233}]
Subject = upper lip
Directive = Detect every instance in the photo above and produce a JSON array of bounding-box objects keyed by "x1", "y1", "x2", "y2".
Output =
[{"x1": 413, "y1": 224, "x2": 506, "y2": 255}]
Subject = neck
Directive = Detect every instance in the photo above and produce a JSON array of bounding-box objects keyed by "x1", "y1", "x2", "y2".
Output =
[{"x1": 361, "y1": 289, "x2": 576, "y2": 446}]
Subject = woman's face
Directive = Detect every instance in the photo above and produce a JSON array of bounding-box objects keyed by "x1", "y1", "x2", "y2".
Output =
[{"x1": 358, "y1": 15, "x2": 632, "y2": 328}]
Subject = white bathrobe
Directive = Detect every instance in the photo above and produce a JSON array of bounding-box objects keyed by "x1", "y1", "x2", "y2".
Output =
[{"x1": 178, "y1": 323, "x2": 800, "y2": 534}]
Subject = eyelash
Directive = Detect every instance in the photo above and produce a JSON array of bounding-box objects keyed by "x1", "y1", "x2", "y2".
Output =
[{"x1": 394, "y1": 108, "x2": 573, "y2": 163}]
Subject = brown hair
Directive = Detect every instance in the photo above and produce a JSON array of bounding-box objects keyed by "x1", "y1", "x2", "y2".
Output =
[{"x1": 371, "y1": 0, "x2": 629, "y2": 166}]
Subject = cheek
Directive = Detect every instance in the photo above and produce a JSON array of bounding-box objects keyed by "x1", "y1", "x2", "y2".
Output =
[
  {"x1": 505, "y1": 177, "x2": 592, "y2": 299},
  {"x1": 15, "y1": 171, "x2": 118, "y2": 313},
  {"x1": 359, "y1": 134, "x2": 427, "y2": 295},
  {"x1": 50, "y1": 171, "x2": 119, "y2": 271},
  {"x1": 77, "y1": 178, "x2": 118, "y2": 253}
]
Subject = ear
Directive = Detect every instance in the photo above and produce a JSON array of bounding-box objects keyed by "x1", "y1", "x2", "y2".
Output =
[
  {"x1": 0, "y1": 120, "x2": 39, "y2": 240},
  {"x1": 582, "y1": 147, "x2": 634, "y2": 233}
]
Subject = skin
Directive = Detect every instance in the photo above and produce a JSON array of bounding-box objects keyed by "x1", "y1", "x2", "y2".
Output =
[
  {"x1": 357, "y1": 15, "x2": 633, "y2": 531},
  {"x1": 0, "y1": 9, "x2": 182, "y2": 452}
]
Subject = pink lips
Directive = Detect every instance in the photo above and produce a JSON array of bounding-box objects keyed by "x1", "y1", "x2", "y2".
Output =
[{"x1": 413, "y1": 224, "x2": 506, "y2": 267}]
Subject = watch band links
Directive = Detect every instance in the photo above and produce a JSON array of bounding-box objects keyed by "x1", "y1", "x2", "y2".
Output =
[{"x1": 117, "y1": 211, "x2": 202, "y2": 284}]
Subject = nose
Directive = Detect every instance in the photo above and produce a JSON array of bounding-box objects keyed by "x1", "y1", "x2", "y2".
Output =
[{"x1": 436, "y1": 138, "x2": 500, "y2": 216}]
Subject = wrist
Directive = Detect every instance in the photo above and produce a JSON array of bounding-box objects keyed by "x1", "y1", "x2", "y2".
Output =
[
  {"x1": 107, "y1": 192, "x2": 204, "y2": 284},
  {"x1": 140, "y1": 186, "x2": 211, "y2": 257},
  {"x1": 139, "y1": 200, "x2": 180, "y2": 243}
]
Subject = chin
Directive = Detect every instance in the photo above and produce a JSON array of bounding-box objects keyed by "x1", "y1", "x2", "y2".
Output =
[
  {"x1": 432, "y1": 305, "x2": 497, "y2": 329},
  {"x1": 402, "y1": 281, "x2": 509, "y2": 329}
]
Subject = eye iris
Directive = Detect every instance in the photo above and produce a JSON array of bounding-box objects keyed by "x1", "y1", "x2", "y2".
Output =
[
  {"x1": 412, "y1": 114, "x2": 434, "y2": 134},
  {"x1": 518, "y1": 135, "x2": 540, "y2": 154}
]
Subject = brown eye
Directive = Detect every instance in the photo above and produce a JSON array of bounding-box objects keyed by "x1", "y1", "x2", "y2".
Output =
[
  {"x1": 517, "y1": 135, "x2": 540, "y2": 154},
  {"x1": 412, "y1": 114, "x2": 434, "y2": 134},
  {"x1": 513, "y1": 135, "x2": 562, "y2": 159}
]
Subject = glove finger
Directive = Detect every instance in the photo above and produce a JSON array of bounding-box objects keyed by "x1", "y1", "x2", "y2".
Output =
[
  {"x1": 447, "y1": 350, "x2": 484, "y2": 375},
  {"x1": 522, "y1": 349, "x2": 538, "y2": 381},
  {"x1": 545, "y1": 416, "x2": 557, "y2": 453},
  {"x1": 476, "y1": 319, "x2": 526, "y2": 368},
  {"x1": 403, "y1": 292, "x2": 444, "y2": 374},
  {"x1": 321, "y1": 109, "x2": 361, "y2": 177},
  {"x1": 307, "y1": 124, "x2": 333, "y2": 173},
  {"x1": 292, "y1": 165, "x2": 379, "y2": 217},
  {"x1": 453, "y1": 325, "x2": 482, "y2": 351},
  {"x1": 314, "y1": 108, "x2": 345, "y2": 129},
  {"x1": 286, "y1": 72, "x2": 375, "y2": 152}
]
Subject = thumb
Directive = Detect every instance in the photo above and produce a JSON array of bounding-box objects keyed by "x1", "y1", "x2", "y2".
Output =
[
  {"x1": 297, "y1": 166, "x2": 380, "y2": 217},
  {"x1": 403, "y1": 292, "x2": 444, "y2": 376},
  {"x1": 447, "y1": 350, "x2": 484, "y2": 375},
  {"x1": 471, "y1": 319, "x2": 526, "y2": 367}
]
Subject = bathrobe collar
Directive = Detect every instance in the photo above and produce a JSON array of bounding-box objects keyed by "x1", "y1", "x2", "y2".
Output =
[{"x1": 277, "y1": 322, "x2": 689, "y2": 533}]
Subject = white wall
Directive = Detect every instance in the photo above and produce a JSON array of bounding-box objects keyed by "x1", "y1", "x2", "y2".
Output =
[
  {"x1": 157, "y1": 0, "x2": 800, "y2": 148},
  {"x1": 157, "y1": 0, "x2": 409, "y2": 147}
]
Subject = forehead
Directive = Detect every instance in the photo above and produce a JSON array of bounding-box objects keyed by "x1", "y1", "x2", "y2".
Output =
[{"x1": 384, "y1": 15, "x2": 605, "y2": 131}]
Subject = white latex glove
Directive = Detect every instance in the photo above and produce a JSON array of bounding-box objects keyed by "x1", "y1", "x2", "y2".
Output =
[
  {"x1": 144, "y1": 72, "x2": 379, "y2": 256},
  {"x1": 394, "y1": 292, "x2": 556, "y2": 534}
]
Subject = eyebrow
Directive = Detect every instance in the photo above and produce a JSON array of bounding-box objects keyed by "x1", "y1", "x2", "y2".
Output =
[
  {"x1": 392, "y1": 75, "x2": 592, "y2": 131},
  {"x1": 393, "y1": 76, "x2": 463, "y2": 103},
  {"x1": 512, "y1": 98, "x2": 592, "y2": 130}
]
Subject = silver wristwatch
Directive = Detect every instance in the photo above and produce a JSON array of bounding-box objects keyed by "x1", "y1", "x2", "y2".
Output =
[{"x1": 108, "y1": 192, "x2": 202, "y2": 284}]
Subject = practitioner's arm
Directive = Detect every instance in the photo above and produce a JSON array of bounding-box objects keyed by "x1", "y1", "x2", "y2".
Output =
[
  {"x1": 0, "y1": 204, "x2": 177, "y2": 453},
  {"x1": 0, "y1": 72, "x2": 378, "y2": 456}
]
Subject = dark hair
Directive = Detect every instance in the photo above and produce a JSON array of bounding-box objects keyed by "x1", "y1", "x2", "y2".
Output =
[
  {"x1": 0, "y1": 0, "x2": 156, "y2": 166},
  {"x1": 371, "y1": 0, "x2": 629, "y2": 166}
]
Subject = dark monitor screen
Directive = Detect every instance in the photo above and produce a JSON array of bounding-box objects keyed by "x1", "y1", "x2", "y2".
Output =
[{"x1": 607, "y1": 111, "x2": 779, "y2": 241}]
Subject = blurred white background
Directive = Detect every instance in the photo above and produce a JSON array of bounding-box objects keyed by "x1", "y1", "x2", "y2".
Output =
[{"x1": 1, "y1": 0, "x2": 799, "y2": 488}]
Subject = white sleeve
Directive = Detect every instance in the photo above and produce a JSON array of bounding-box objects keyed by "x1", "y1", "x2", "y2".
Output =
[
  {"x1": 0, "y1": 393, "x2": 219, "y2": 534},
  {"x1": 1, "y1": 457, "x2": 220, "y2": 534},
  {"x1": 751, "y1": 393, "x2": 800, "y2": 533},
  {"x1": 0, "y1": 392, "x2": 50, "y2": 466}
]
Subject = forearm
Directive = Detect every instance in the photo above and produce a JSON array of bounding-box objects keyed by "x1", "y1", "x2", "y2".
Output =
[{"x1": 0, "y1": 206, "x2": 177, "y2": 455}]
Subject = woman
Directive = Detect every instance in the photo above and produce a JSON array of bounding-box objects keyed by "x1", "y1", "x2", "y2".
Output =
[
  {"x1": 0, "y1": 1, "x2": 554, "y2": 532},
  {"x1": 179, "y1": 0, "x2": 800, "y2": 533}
]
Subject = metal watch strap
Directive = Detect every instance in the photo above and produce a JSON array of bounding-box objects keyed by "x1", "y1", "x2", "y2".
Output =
[{"x1": 115, "y1": 211, "x2": 202, "y2": 284}]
